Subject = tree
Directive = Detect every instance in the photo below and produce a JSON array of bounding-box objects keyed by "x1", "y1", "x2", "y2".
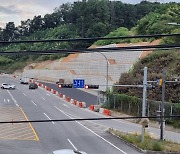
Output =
[
  {"x1": 3, "y1": 22, "x2": 17, "y2": 41},
  {"x1": 29, "y1": 15, "x2": 43, "y2": 33},
  {"x1": 18, "y1": 19, "x2": 31, "y2": 36}
]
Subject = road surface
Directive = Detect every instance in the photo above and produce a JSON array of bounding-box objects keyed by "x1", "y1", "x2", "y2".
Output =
[
  {"x1": 0, "y1": 75, "x2": 142, "y2": 154},
  {"x1": 40, "y1": 81, "x2": 103, "y2": 107}
]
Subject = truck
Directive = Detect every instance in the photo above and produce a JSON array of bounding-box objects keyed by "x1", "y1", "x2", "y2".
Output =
[{"x1": 20, "y1": 77, "x2": 29, "y2": 84}]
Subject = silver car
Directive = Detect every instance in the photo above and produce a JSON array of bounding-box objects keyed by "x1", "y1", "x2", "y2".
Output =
[{"x1": 1, "y1": 83, "x2": 16, "y2": 89}]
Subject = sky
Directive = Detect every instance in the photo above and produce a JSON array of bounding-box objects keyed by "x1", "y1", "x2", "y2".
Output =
[{"x1": 0, "y1": 0, "x2": 179, "y2": 28}]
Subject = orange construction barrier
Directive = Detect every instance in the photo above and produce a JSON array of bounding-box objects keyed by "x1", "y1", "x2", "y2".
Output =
[
  {"x1": 53, "y1": 90, "x2": 56, "y2": 94},
  {"x1": 79, "y1": 102, "x2": 83, "y2": 108},
  {"x1": 66, "y1": 96, "x2": 71, "y2": 102},
  {"x1": 103, "y1": 109, "x2": 111, "y2": 116},
  {"x1": 59, "y1": 93, "x2": 63, "y2": 98},
  {"x1": 73, "y1": 100, "x2": 77, "y2": 105},
  {"x1": 89, "y1": 105, "x2": 94, "y2": 111}
]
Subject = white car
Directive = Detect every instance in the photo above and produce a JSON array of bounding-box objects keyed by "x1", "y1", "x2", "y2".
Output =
[
  {"x1": 1, "y1": 83, "x2": 16, "y2": 89},
  {"x1": 53, "y1": 149, "x2": 87, "y2": 154}
]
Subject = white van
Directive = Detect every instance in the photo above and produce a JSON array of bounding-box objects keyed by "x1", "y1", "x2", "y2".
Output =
[{"x1": 20, "y1": 77, "x2": 29, "y2": 84}]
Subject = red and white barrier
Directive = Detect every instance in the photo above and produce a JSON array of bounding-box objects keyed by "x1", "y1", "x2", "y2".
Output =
[
  {"x1": 99, "y1": 108, "x2": 111, "y2": 116},
  {"x1": 70, "y1": 99, "x2": 74, "y2": 104},
  {"x1": 66, "y1": 96, "x2": 71, "y2": 102},
  {"x1": 59, "y1": 93, "x2": 63, "y2": 98},
  {"x1": 62, "y1": 95, "x2": 66, "y2": 100}
]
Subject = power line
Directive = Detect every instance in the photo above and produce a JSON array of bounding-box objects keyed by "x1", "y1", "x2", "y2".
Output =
[
  {"x1": 0, "y1": 44, "x2": 179, "y2": 55},
  {"x1": 0, "y1": 115, "x2": 179, "y2": 124},
  {"x1": 0, "y1": 33, "x2": 179, "y2": 44}
]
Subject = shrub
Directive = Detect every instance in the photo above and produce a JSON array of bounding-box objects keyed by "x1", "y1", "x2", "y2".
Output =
[{"x1": 153, "y1": 142, "x2": 163, "y2": 151}]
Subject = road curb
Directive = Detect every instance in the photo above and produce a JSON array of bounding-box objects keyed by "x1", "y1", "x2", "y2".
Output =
[{"x1": 107, "y1": 129, "x2": 180, "y2": 154}]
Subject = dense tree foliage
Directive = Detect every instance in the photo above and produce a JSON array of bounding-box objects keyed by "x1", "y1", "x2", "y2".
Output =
[
  {"x1": 0, "y1": 0, "x2": 179, "y2": 74},
  {"x1": 136, "y1": 3, "x2": 180, "y2": 35},
  {"x1": 0, "y1": 0, "x2": 163, "y2": 42}
]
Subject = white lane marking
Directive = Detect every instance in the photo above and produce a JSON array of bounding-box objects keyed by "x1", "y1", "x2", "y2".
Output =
[
  {"x1": 58, "y1": 109, "x2": 108, "y2": 129},
  {"x1": 4, "y1": 99, "x2": 6, "y2": 103},
  {"x1": 67, "y1": 139, "x2": 78, "y2": 151},
  {"x1": 7, "y1": 99, "x2": 10, "y2": 103},
  {"x1": 43, "y1": 113, "x2": 54, "y2": 124},
  {"x1": 7, "y1": 90, "x2": 19, "y2": 107},
  {"x1": 54, "y1": 106, "x2": 127, "y2": 154},
  {"x1": 42, "y1": 97, "x2": 45, "y2": 100},
  {"x1": 46, "y1": 93, "x2": 50, "y2": 96},
  {"x1": 63, "y1": 104, "x2": 69, "y2": 108},
  {"x1": 23, "y1": 93, "x2": 26, "y2": 96},
  {"x1": 31, "y1": 100, "x2": 37, "y2": 106},
  {"x1": 17, "y1": 87, "x2": 20, "y2": 90}
]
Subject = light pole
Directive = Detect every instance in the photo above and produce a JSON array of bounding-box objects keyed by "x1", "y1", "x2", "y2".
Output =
[
  {"x1": 98, "y1": 52, "x2": 109, "y2": 91},
  {"x1": 97, "y1": 52, "x2": 109, "y2": 106}
]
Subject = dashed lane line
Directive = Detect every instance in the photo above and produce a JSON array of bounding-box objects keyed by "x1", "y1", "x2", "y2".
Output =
[
  {"x1": 44, "y1": 113, "x2": 54, "y2": 124},
  {"x1": 31, "y1": 100, "x2": 37, "y2": 106},
  {"x1": 63, "y1": 104, "x2": 69, "y2": 108}
]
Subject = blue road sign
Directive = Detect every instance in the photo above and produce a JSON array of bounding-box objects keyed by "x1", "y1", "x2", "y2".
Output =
[{"x1": 73, "y1": 79, "x2": 85, "y2": 88}]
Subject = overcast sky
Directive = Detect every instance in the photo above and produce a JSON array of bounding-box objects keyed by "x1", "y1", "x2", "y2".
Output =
[{"x1": 0, "y1": 0, "x2": 179, "y2": 28}]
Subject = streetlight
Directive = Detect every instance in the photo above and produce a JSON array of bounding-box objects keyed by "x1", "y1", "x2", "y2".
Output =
[
  {"x1": 96, "y1": 52, "x2": 109, "y2": 106},
  {"x1": 97, "y1": 52, "x2": 109, "y2": 91}
]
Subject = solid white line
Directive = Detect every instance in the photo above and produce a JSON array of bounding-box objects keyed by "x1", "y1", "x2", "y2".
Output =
[
  {"x1": 54, "y1": 106, "x2": 127, "y2": 154},
  {"x1": 67, "y1": 139, "x2": 78, "y2": 151},
  {"x1": 7, "y1": 99, "x2": 10, "y2": 103},
  {"x1": 4, "y1": 99, "x2": 6, "y2": 103},
  {"x1": 23, "y1": 93, "x2": 26, "y2": 96},
  {"x1": 43, "y1": 113, "x2": 54, "y2": 124},
  {"x1": 42, "y1": 97, "x2": 45, "y2": 100},
  {"x1": 7, "y1": 90, "x2": 19, "y2": 107},
  {"x1": 63, "y1": 104, "x2": 69, "y2": 108},
  {"x1": 31, "y1": 100, "x2": 37, "y2": 106}
]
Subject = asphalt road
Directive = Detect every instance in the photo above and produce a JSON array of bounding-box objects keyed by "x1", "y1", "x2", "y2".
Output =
[
  {"x1": 0, "y1": 75, "x2": 142, "y2": 154},
  {"x1": 40, "y1": 81, "x2": 102, "y2": 107},
  {"x1": 39, "y1": 81, "x2": 180, "y2": 144}
]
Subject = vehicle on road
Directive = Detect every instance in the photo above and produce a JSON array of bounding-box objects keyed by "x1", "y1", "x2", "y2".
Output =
[
  {"x1": 1, "y1": 83, "x2": 15, "y2": 89},
  {"x1": 53, "y1": 149, "x2": 87, "y2": 154},
  {"x1": 29, "y1": 83, "x2": 38, "y2": 89},
  {"x1": 56, "y1": 79, "x2": 65, "y2": 84},
  {"x1": 20, "y1": 77, "x2": 29, "y2": 84}
]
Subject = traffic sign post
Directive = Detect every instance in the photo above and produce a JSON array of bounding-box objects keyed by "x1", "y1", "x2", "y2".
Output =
[{"x1": 73, "y1": 79, "x2": 85, "y2": 88}]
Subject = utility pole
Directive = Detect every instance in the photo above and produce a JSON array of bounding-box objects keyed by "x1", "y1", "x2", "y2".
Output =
[
  {"x1": 160, "y1": 69, "x2": 166, "y2": 140},
  {"x1": 141, "y1": 67, "x2": 147, "y2": 142}
]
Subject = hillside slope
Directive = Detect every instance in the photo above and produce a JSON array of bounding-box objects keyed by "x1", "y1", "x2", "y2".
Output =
[{"x1": 115, "y1": 50, "x2": 180, "y2": 103}]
